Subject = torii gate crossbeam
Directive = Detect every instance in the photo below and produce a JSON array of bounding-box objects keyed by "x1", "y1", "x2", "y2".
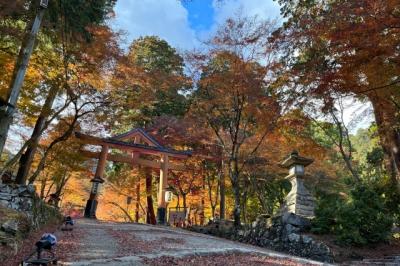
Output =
[{"x1": 75, "y1": 129, "x2": 191, "y2": 225}]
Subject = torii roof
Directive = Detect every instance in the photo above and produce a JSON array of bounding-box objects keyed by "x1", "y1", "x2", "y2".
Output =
[
  {"x1": 75, "y1": 128, "x2": 191, "y2": 159},
  {"x1": 112, "y1": 128, "x2": 163, "y2": 148}
]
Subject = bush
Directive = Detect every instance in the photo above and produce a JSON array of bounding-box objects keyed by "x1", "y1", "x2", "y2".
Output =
[
  {"x1": 311, "y1": 193, "x2": 343, "y2": 234},
  {"x1": 312, "y1": 183, "x2": 393, "y2": 246},
  {"x1": 335, "y1": 185, "x2": 393, "y2": 245}
]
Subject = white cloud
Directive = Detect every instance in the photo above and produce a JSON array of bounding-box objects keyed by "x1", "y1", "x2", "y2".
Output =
[
  {"x1": 212, "y1": 0, "x2": 281, "y2": 25},
  {"x1": 112, "y1": 0, "x2": 198, "y2": 50},
  {"x1": 111, "y1": 0, "x2": 282, "y2": 51},
  {"x1": 192, "y1": 0, "x2": 282, "y2": 44}
]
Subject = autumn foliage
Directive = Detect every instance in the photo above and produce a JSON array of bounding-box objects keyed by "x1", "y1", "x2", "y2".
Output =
[{"x1": 0, "y1": 0, "x2": 399, "y2": 248}]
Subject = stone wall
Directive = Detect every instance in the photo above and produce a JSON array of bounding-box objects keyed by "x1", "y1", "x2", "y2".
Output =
[
  {"x1": 0, "y1": 184, "x2": 62, "y2": 261},
  {"x1": 189, "y1": 213, "x2": 334, "y2": 263},
  {"x1": 236, "y1": 213, "x2": 333, "y2": 263},
  {"x1": 0, "y1": 183, "x2": 61, "y2": 228},
  {"x1": 0, "y1": 184, "x2": 36, "y2": 212}
]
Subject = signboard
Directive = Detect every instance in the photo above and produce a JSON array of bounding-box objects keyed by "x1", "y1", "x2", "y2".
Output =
[{"x1": 168, "y1": 209, "x2": 186, "y2": 225}]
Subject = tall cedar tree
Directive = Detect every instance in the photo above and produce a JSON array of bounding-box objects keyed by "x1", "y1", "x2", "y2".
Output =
[{"x1": 111, "y1": 36, "x2": 189, "y2": 130}]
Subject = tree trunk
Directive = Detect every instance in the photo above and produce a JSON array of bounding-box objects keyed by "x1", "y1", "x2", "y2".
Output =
[
  {"x1": 175, "y1": 194, "x2": 180, "y2": 208},
  {"x1": 39, "y1": 178, "x2": 46, "y2": 199},
  {"x1": 145, "y1": 168, "x2": 156, "y2": 224},
  {"x1": 15, "y1": 85, "x2": 59, "y2": 184},
  {"x1": 0, "y1": 3, "x2": 46, "y2": 155},
  {"x1": 230, "y1": 159, "x2": 241, "y2": 227},
  {"x1": 241, "y1": 189, "x2": 247, "y2": 224},
  {"x1": 206, "y1": 172, "x2": 218, "y2": 220},
  {"x1": 182, "y1": 194, "x2": 187, "y2": 214},
  {"x1": 370, "y1": 95, "x2": 400, "y2": 188},
  {"x1": 219, "y1": 159, "x2": 225, "y2": 219}
]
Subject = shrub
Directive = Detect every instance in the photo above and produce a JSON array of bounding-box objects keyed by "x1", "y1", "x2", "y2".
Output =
[
  {"x1": 335, "y1": 185, "x2": 393, "y2": 245},
  {"x1": 311, "y1": 193, "x2": 343, "y2": 234},
  {"x1": 312, "y1": 183, "x2": 393, "y2": 246}
]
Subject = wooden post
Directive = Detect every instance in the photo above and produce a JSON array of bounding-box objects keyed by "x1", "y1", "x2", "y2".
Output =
[
  {"x1": 84, "y1": 145, "x2": 108, "y2": 218},
  {"x1": 145, "y1": 168, "x2": 156, "y2": 224},
  {"x1": 131, "y1": 144, "x2": 140, "y2": 222},
  {"x1": 94, "y1": 145, "x2": 108, "y2": 180},
  {"x1": 135, "y1": 173, "x2": 140, "y2": 223},
  {"x1": 157, "y1": 154, "x2": 169, "y2": 224}
]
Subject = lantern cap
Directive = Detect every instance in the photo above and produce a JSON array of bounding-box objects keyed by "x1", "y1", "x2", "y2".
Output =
[
  {"x1": 279, "y1": 150, "x2": 313, "y2": 169},
  {"x1": 90, "y1": 177, "x2": 105, "y2": 183}
]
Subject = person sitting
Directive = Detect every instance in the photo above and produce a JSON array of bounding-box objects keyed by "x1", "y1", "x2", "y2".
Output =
[
  {"x1": 21, "y1": 233, "x2": 57, "y2": 264},
  {"x1": 61, "y1": 215, "x2": 74, "y2": 231},
  {"x1": 35, "y1": 233, "x2": 57, "y2": 258}
]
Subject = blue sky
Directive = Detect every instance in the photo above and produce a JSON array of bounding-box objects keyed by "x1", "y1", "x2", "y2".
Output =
[
  {"x1": 112, "y1": 0, "x2": 281, "y2": 50},
  {"x1": 182, "y1": 0, "x2": 215, "y2": 32}
]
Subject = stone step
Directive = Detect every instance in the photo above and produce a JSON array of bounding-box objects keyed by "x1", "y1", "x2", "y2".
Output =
[
  {"x1": 363, "y1": 259, "x2": 398, "y2": 263},
  {"x1": 348, "y1": 262, "x2": 398, "y2": 266},
  {"x1": 346, "y1": 255, "x2": 400, "y2": 266}
]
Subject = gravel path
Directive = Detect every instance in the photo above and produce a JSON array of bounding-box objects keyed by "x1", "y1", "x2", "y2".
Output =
[{"x1": 56, "y1": 219, "x2": 331, "y2": 266}]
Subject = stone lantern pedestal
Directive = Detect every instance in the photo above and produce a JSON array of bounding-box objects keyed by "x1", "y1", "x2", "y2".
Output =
[
  {"x1": 282, "y1": 175, "x2": 315, "y2": 218},
  {"x1": 279, "y1": 151, "x2": 315, "y2": 219}
]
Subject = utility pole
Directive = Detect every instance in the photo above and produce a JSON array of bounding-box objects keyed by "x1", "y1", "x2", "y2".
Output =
[{"x1": 0, "y1": 0, "x2": 49, "y2": 155}]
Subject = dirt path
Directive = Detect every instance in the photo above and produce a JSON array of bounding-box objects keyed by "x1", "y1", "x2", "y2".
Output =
[{"x1": 55, "y1": 219, "x2": 330, "y2": 266}]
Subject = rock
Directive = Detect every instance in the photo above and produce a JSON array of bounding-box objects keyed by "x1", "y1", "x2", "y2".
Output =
[
  {"x1": 281, "y1": 213, "x2": 311, "y2": 229},
  {"x1": 284, "y1": 223, "x2": 300, "y2": 235},
  {"x1": 302, "y1": 235, "x2": 313, "y2": 244},
  {"x1": 9, "y1": 201, "x2": 19, "y2": 210},
  {"x1": 18, "y1": 186, "x2": 32, "y2": 197},
  {"x1": 1, "y1": 220, "x2": 18, "y2": 235},
  {"x1": 0, "y1": 199, "x2": 10, "y2": 207},
  {"x1": 237, "y1": 230, "x2": 245, "y2": 237},
  {"x1": 0, "y1": 184, "x2": 11, "y2": 194},
  {"x1": 0, "y1": 193, "x2": 12, "y2": 200},
  {"x1": 288, "y1": 233, "x2": 301, "y2": 242}
]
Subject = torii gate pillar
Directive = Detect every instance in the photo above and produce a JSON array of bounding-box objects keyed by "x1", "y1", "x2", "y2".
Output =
[
  {"x1": 157, "y1": 154, "x2": 169, "y2": 224},
  {"x1": 84, "y1": 145, "x2": 108, "y2": 218}
]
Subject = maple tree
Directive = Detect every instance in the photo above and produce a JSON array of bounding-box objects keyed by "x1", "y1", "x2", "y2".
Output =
[
  {"x1": 273, "y1": 0, "x2": 400, "y2": 186},
  {"x1": 0, "y1": 0, "x2": 117, "y2": 154},
  {"x1": 0, "y1": 1, "x2": 120, "y2": 184},
  {"x1": 0, "y1": 2, "x2": 398, "y2": 250},
  {"x1": 189, "y1": 17, "x2": 281, "y2": 227}
]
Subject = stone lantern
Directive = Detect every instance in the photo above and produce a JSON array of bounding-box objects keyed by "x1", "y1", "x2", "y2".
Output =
[
  {"x1": 84, "y1": 177, "x2": 105, "y2": 218},
  {"x1": 279, "y1": 151, "x2": 315, "y2": 218}
]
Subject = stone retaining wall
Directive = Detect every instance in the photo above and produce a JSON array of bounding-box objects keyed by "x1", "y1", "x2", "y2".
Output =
[
  {"x1": 0, "y1": 183, "x2": 61, "y2": 228},
  {"x1": 0, "y1": 183, "x2": 62, "y2": 261},
  {"x1": 189, "y1": 213, "x2": 334, "y2": 263},
  {"x1": 0, "y1": 184, "x2": 36, "y2": 212},
  {"x1": 235, "y1": 213, "x2": 333, "y2": 263}
]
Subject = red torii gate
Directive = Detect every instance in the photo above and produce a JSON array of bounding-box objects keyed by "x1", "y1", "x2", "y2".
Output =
[{"x1": 75, "y1": 128, "x2": 191, "y2": 224}]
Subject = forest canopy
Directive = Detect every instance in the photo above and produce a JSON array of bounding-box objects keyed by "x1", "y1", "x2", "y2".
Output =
[{"x1": 0, "y1": 0, "x2": 399, "y2": 248}]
